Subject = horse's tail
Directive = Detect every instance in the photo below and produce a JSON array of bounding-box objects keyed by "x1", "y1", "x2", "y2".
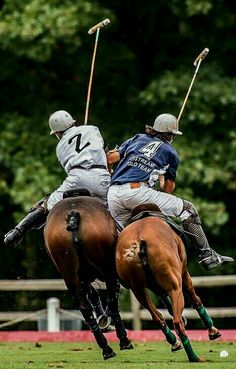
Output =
[
  {"x1": 66, "y1": 210, "x2": 81, "y2": 232},
  {"x1": 138, "y1": 239, "x2": 155, "y2": 287},
  {"x1": 139, "y1": 239, "x2": 149, "y2": 268}
]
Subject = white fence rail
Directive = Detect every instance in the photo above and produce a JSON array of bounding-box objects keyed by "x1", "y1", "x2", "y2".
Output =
[{"x1": 0, "y1": 275, "x2": 235, "y2": 330}]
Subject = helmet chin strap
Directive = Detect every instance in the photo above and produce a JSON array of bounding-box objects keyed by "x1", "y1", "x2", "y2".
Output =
[
  {"x1": 168, "y1": 134, "x2": 177, "y2": 144},
  {"x1": 55, "y1": 132, "x2": 62, "y2": 140},
  {"x1": 53, "y1": 126, "x2": 74, "y2": 140}
]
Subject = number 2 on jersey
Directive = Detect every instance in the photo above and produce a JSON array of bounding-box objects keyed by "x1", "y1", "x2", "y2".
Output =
[
  {"x1": 139, "y1": 141, "x2": 163, "y2": 158},
  {"x1": 68, "y1": 133, "x2": 90, "y2": 153}
]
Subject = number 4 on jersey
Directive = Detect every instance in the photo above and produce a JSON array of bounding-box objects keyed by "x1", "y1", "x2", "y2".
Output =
[{"x1": 139, "y1": 141, "x2": 163, "y2": 159}]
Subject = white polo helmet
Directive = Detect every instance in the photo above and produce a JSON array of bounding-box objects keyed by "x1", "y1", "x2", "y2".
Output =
[
  {"x1": 148, "y1": 113, "x2": 182, "y2": 135},
  {"x1": 49, "y1": 110, "x2": 76, "y2": 135}
]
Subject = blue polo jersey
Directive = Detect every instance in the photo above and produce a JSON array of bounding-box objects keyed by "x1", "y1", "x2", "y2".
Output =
[{"x1": 111, "y1": 134, "x2": 179, "y2": 184}]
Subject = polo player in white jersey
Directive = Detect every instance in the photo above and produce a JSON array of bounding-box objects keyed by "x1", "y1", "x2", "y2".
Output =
[{"x1": 4, "y1": 110, "x2": 111, "y2": 247}]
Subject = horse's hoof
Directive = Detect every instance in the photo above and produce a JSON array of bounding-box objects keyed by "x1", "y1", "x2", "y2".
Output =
[
  {"x1": 208, "y1": 326, "x2": 221, "y2": 340},
  {"x1": 97, "y1": 314, "x2": 112, "y2": 330},
  {"x1": 171, "y1": 339, "x2": 183, "y2": 352},
  {"x1": 102, "y1": 346, "x2": 116, "y2": 360},
  {"x1": 188, "y1": 355, "x2": 203, "y2": 363},
  {"x1": 209, "y1": 331, "x2": 221, "y2": 340},
  {"x1": 120, "y1": 338, "x2": 134, "y2": 350},
  {"x1": 101, "y1": 324, "x2": 116, "y2": 333}
]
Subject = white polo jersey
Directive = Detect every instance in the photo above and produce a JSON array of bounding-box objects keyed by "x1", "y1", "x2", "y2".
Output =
[
  {"x1": 47, "y1": 125, "x2": 111, "y2": 211},
  {"x1": 56, "y1": 125, "x2": 108, "y2": 174}
]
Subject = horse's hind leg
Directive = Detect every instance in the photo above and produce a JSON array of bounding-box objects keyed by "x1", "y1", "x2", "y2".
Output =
[
  {"x1": 182, "y1": 270, "x2": 221, "y2": 340},
  {"x1": 87, "y1": 284, "x2": 112, "y2": 330},
  {"x1": 67, "y1": 279, "x2": 116, "y2": 360},
  {"x1": 104, "y1": 276, "x2": 133, "y2": 350},
  {"x1": 169, "y1": 286, "x2": 201, "y2": 362},
  {"x1": 131, "y1": 285, "x2": 182, "y2": 352},
  {"x1": 159, "y1": 293, "x2": 188, "y2": 327},
  {"x1": 87, "y1": 284, "x2": 105, "y2": 317}
]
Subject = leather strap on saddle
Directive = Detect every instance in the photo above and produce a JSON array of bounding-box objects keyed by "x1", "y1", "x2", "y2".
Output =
[
  {"x1": 129, "y1": 210, "x2": 167, "y2": 224},
  {"x1": 129, "y1": 209, "x2": 190, "y2": 246}
]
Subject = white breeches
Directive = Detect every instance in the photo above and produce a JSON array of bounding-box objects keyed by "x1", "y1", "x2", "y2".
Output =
[
  {"x1": 107, "y1": 182, "x2": 184, "y2": 228},
  {"x1": 47, "y1": 168, "x2": 111, "y2": 211}
]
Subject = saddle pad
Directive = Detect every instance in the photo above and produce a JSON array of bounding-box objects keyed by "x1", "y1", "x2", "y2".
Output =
[{"x1": 129, "y1": 210, "x2": 190, "y2": 246}]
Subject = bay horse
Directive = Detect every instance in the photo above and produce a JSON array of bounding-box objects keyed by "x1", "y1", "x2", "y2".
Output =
[
  {"x1": 44, "y1": 194, "x2": 133, "y2": 360},
  {"x1": 116, "y1": 204, "x2": 221, "y2": 363}
]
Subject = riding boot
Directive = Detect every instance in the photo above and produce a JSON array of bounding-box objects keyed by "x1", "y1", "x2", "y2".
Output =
[
  {"x1": 4, "y1": 207, "x2": 48, "y2": 248},
  {"x1": 183, "y1": 221, "x2": 234, "y2": 270}
]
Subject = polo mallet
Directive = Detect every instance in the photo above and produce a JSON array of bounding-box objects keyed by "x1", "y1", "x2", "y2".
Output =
[
  {"x1": 84, "y1": 19, "x2": 111, "y2": 125},
  {"x1": 177, "y1": 48, "x2": 209, "y2": 124}
]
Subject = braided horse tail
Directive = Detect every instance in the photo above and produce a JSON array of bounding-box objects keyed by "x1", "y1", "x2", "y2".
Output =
[{"x1": 66, "y1": 210, "x2": 81, "y2": 245}]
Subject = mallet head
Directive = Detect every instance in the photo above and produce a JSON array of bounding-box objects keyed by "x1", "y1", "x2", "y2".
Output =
[
  {"x1": 88, "y1": 19, "x2": 111, "y2": 35},
  {"x1": 193, "y1": 48, "x2": 209, "y2": 66}
]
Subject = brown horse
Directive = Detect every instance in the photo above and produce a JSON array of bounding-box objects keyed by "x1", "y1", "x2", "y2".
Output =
[
  {"x1": 44, "y1": 194, "x2": 133, "y2": 360},
  {"x1": 116, "y1": 204, "x2": 221, "y2": 363}
]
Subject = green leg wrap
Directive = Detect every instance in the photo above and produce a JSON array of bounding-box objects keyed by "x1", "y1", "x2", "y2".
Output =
[
  {"x1": 161, "y1": 324, "x2": 177, "y2": 345},
  {"x1": 196, "y1": 305, "x2": 213, "y2": 329},
  {"x1": 180, "y1": 334, "x2": 199, "y2": 362}
]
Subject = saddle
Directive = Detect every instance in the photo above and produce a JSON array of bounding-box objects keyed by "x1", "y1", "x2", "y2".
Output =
[
  {"x1": 63, "y1": 188, "x2": 91, "y2": 199},
  {"x1": 129, "y1": 204, "x2": 189, "y2": 245}
]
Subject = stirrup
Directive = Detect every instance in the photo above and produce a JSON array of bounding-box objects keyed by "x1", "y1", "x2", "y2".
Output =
[{"x1": 199, "y1": 250, "x2": 234, "y2": 271}]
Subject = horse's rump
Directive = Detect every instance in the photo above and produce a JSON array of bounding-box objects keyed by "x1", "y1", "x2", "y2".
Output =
[
  {"x1": 44, "y1": 195, "x2": 132, "y2": 358},
  {"x1": 44, "y1": 196, "x2": 117, "y2": 275},
  {"x1": 115, "y1": 205, "x2": 220, "y2": 362},
  {"x1": 116, "y1": 216, "x2": 186, "y2": 291},
  {"x1": 118, "y1": 216, "x2": 185, "y2": 263}
]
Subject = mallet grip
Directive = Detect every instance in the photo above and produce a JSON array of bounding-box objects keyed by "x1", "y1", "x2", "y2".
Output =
[
  {"x1": 88, "y1": 19, "x2": 110, "y2": 35},
  {"x1": 193, "y1": 48, "x2": 209, "y2": 66}
]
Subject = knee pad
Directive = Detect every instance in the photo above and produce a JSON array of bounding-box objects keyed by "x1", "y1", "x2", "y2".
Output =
[
  {"x1": 28, "y1": 194, "x2": 50, "y2": 213},
  {"x1": 180, "y1": 200, "x2": 201, "y2": 224}
]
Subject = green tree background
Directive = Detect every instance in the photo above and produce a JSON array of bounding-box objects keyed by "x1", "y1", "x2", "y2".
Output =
[{"x1": 0, "y1": 0, "x2": 235, "y2": 328}]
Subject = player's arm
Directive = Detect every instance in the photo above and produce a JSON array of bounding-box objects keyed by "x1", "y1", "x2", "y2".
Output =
[
  {"x1": 106, "y1": 150, "x2": 120, "y2": 173},
  {"x1": 106, "y1": 150, "x2": 120, "y2": 164},
  {"x1": 106, "y1": 136, "x2": 135, "y2": 173},
  {"x1": 159, "y1": 176, "x2": 176, "y2": 193},
  {"x1": 160, "y1": 150, "x2": 178, "y2": 193}
]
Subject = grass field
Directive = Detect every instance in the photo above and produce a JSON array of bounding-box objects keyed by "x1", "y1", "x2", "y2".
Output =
[{"x1": 0, "y1": 341, "x2": 235, "y2": 369}]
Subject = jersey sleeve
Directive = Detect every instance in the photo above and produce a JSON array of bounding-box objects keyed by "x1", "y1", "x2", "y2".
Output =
[
  {"x1": 88, "y1": 126, "x2": 105, "y2": 146},
  {"x1": 118, "y1": 135, "x2": 137, "y2": 157},
  {"x1": 165, "y1": 150, "x2": 179, "y2": 181}
]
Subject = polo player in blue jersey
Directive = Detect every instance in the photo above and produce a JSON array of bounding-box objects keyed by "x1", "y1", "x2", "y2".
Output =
[{"x1": 107, "y1": 113, "x2": 234, "y2": 271}]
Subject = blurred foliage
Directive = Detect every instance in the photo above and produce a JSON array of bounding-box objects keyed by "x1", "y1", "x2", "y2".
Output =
[
  {"x1": 0, "y1": 0, "x2": 112, "y2": 60},
  {"x1": 0, "y1": 0, "x2": 235, "y2": 325}
]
